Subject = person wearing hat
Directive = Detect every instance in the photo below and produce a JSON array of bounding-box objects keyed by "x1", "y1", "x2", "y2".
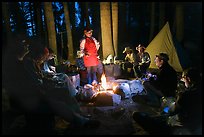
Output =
[
  {"x1": 122, "y1": 46, "x2": 136, "y2": 77},
  {"x1": 133, "y1": 44, "x2": 151, "y2": 78},
  {"x1": 80, "y1": 27, "x2": 100, "y2": 84},
  {"x1": 132, "y1": 52, "x2": 178, "y2": 108}
]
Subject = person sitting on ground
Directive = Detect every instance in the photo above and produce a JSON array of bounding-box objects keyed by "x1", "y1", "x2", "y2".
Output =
[
  {"x1": 174, "y1": 67, "x2": 202, "y2": 134},
  {"x1": 41, "y1": 47, "x2": 79, "y2": 97},
  {"x1": 122, "y1": 46, "x2": 136, "y2": 78},
  {"x1": 132, "y1": 67, "x2": 202, "y2": 135},
  {"x1": 23, "y1": 42, "x2": 100, "y2": 129},
  {"x1": 133, "y1": 44, "x2": 151, "y2": 78},
  {"x1": 3, "y1": 34, "x2": 34, "y2": 112},
  {"x1": 42, "y1": 47, "x2": 57, "y2": 75},
  {"x1": 132, "y1": 52, "x2": 178, "y2": 108}
]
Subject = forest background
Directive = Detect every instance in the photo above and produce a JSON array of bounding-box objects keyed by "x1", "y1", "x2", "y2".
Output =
[{"x1": 2, "y1": 2, "x2": 202, "y2": 71}]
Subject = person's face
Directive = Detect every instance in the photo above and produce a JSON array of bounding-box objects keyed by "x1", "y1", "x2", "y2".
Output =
[
  {"x1": 138, "y1": 47, "x2": 144, "y2": 53},
  {"x1": 47, "y1": 53, "x2": 55, "y2": 60},
  {"x1": 180, "y1": 73, "x2": 191, "y2": 88},
  {"x1": 85, "y1": 31, "x2": 92, "y2": 37},
  {"x1": 154, "y1": 56, "x2": 163, "y2": 68}
]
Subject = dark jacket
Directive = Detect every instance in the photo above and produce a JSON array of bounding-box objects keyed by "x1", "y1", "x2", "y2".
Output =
[{"x1": 152, "y1": 63, "x2": 178, "y2": 97}]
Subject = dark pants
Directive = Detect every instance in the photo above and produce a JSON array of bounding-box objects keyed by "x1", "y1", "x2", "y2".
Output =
[
  {"x1": 132, "y1": 81, "x2": 162, "y2": 108},
  {"x1": 133, "y1": 64, "x2": 149, "y2": 78},
  {"x1": 87, "y1": 66, "x2": 97, "y2": 84},
  {"x1": 132, "y1": 111, "x2": 173, "y2": 135}
]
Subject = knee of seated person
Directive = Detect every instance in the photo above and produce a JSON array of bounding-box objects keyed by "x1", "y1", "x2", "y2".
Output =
[{"x1": 143, "y1": 81, "x2": 150, "y2": 87}]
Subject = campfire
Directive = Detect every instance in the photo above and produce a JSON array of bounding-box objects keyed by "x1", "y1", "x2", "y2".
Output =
[
  {"x1": 99, "y1": 73, "x2": 116, "y2": 94},
  {"x1": 80, "y1": 73, "x2": 144, "y2": 106}
]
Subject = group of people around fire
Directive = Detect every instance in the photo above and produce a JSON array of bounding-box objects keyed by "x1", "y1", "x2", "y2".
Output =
[{"x1": 3, "y1": 27, "x2": 202, "y2": 135}]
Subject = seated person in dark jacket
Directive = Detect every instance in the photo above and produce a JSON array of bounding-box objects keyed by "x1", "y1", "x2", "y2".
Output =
[
  {"x1": 174, "y1": 67, "x2": 202, "y2": 134},
  {"x1": 2, "y1": 34, "x2": 38, "y2": 112},
  {"x1": 22, "y1": 43, "x2": 100, "y2": 128},
  {"x1": 132, "y1": 67, "x2": 202, "y2": 135},
  {"x1": 132, "y1": 52, "x2": 178, "y2": 108}
]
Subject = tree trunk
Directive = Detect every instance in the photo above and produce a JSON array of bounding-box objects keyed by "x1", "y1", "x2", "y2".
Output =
[
  {"x1": 111, "y1": 2, "x2": 118, "y2": 57},
  {"x1": 44, "y1": 2, "x2": 58, "y2": 57},
  {"x1": 63, "y1": 2, "x2": 74, "y2": 64},
  {"x1": 100, "y1": 2, "x2": 114, "y2": 59},
  {"x1": 33, "y1": 2, "x2": 44, "y2": 40},
  {"x1": 12, "y1": 2, "x2": 27, "y2": 34},
  {"x1": 85, "y1": 2, "x2": 90, "y2": 27},
  {"x1": 149, "y1": 2, "x2": 155, "y2": 42},
  {"x1": 29, "y1": 2, "x2": 35, "y2": 36},
  {"x1": 118, "y1": 2, "x2": 128, "y2": 57},
  {"x1": 69, "y1": 2, "x2": 77, "y2": 53},
  {"x1": 159, "y1": 2, "x2": 165, "y2": 30},
  {"x1": 175, "y1": 3, "x2": 184, "y2": 43},
  {"x1": 2, "y1": 2, "x2": 12, "y2": 47}
]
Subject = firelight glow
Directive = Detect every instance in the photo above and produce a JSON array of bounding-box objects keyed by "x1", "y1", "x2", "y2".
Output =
[{"x1": 101, "y1": 73, "x2": 107, "y2": 91}]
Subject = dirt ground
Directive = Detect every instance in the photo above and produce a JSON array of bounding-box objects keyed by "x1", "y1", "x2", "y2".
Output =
[
  {"x1": 2, "y1": 95, "x2": 161, "y2": 135},
  {"x1": 3, "y1": 83, "x2": 201, "y2": 135}
]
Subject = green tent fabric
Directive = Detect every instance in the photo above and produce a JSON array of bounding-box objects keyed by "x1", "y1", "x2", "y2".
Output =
[{"x1": 145, "y1": 22, "x2": 183, "y2": 72}]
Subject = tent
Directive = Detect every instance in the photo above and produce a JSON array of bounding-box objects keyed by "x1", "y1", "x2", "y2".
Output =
[{"x1": 145, "y1": 22, "x2": 184, "y2": 72}]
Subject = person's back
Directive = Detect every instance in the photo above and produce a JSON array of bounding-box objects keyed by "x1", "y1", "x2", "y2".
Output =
[{"x1": 3, "y1": 36, "x2": 44, "y2": 112}]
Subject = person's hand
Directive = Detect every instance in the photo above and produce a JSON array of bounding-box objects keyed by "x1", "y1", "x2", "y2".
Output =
[{"x1": 139, "y1": 62, "x2": 143, "y2": 66}]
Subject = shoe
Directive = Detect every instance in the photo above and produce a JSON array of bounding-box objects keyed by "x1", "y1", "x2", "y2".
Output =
[{"x1": 83, "y1": 119, "x2": 101, "y2": 129}]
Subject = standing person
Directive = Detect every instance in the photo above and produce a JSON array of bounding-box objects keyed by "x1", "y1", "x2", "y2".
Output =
[
  {"x1": 132, "y1": 52, "x2": 178, "y2": 108},
  {"x1": 42, "y1": 47, "x2": 79, "y2": 97},
  {"x1": 80, "y1": 27, "x2": 100, "y2": 84},
  {"x1": 133, "y1": 44, "x2": 151, "y2": 78},
  {"x1": 122, "y1": 46, "x2": 136, "y2": 78}
]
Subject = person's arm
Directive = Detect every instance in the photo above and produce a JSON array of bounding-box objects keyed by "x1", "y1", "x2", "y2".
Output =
[
  {"x1": 80, "y1": 39, "x2": 86, "y2": 56},
  {"x1": 23, "y1": 58, "x2": 45, "y2": 89},
  {"x1": 92, "y1": 37, "x2": 100, "y2": 50}
]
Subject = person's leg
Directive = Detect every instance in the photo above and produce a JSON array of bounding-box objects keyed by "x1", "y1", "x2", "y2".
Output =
[
  {"x1": 133, "y1": 65, "x2": 142, "y2": 78},
  {"x1": 92, "y1": 66, "x2": 98, "y2": 83},
  {"x1": 46, "y1": 98, "x2": 88, "y2": 126},
  {"x1": 132, "y1": 81, "x2": 161, "y2": 107},
  {"x1": 46, "y1": 87, "x2": 82, "y2": 113},
  {"x1": 143, "y1": 81, "x2": 162, "y2": 107},
  {"x1": 62, "y1": 74, "x2": 78, "y2": 97},
  {"x1": 132, "y1": 111, "x2": 171, "y2": 135},
  {"x1": 139, "y1": 65, "x2": 147, "y2": 77},
  {"x1": 45, "y1": 96, "x2": 101, "y2": 128},
  {"x1": 86, "y1": 67, "x2": 92, "y2": 84}
]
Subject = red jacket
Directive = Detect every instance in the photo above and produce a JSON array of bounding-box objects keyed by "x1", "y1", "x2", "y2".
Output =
[{"x1": 80, "y1": 37, "x2": 99, "y2": 67}]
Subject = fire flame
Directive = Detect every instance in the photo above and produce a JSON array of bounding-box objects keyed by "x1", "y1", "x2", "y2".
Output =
[{"x1": 101, "y1": 73, "x2": 107, "y2": 91}]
